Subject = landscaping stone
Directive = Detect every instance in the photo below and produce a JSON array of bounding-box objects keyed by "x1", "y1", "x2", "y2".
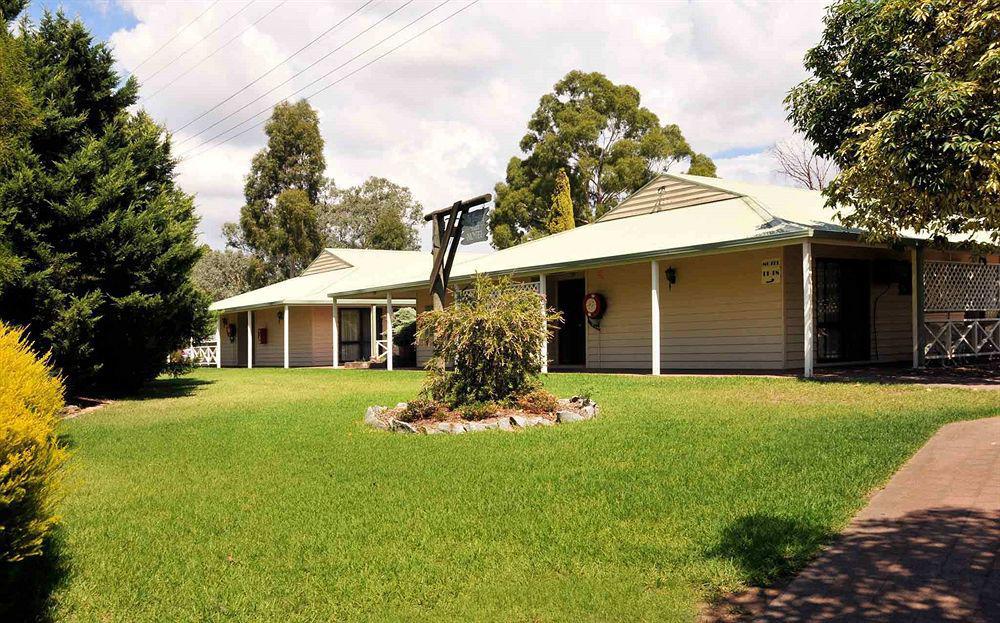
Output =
[
  {"x1": 557, "y1": 410, "x2": 585, "y2": 423},
  {"x1": 365, "y1": 400, "x2": 598, "y2": 434},
  {"x1": 389, "y1": 419, "x2": 417, "y2": 434},
  {"x1": 364, "y1": 406, "x2": 388, "y2": 430}
]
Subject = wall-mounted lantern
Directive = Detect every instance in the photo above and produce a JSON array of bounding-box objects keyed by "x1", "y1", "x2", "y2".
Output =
[
  {"x1": 277, "y1": 309, "x2": 284, "y2": 322},
  {"x1": 665, "y1": 267, "x2": 677, "y2": 289}
]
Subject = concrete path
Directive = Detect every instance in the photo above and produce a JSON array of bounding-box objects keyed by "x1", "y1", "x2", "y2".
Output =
[{"x1": 759, "y1": 416, "x2": 1000, "y2": 622}]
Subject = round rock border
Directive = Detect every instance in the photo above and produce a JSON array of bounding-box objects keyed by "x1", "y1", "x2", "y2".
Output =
[{"x1": 364, "y1": 397, "x2": 599, "y2": 435}]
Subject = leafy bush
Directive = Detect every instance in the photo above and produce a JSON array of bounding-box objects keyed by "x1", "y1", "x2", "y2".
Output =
[
  {"x1": 0, "y1": 322, "x2": 68, "y2": 563},
  {"x1": 458, "y1": 402, "x2": 498, "y2": 421},
  {"x1": 515, "y1": 388, "x2": 559, "y2": 414},
  {"x1": 417, "y1": 274, "x2": 560, "y2": 406},
  {"x1": 399, "y1": 398, "x2": 446, "y2": 423},
  {"x1": 163, "y1": 351, "x2": 197, "y2": 379}
]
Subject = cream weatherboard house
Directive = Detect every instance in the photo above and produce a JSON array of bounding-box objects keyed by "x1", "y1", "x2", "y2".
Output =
[{"x1": 209, "y1": 174, "x2": 1000, "y2": 376}]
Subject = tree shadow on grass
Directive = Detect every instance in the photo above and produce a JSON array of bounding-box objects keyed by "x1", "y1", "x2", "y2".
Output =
[
  {"x1": 0, "y1": 533, "x2": 69, "y2": 623},
  {"x1": 129, "y1": 376, "x2": 214, "y2": 401}
]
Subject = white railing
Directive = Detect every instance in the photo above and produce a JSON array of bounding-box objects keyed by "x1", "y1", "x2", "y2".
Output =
[
  {"x1": 183, "y1": 341, "x2": 219, "y2": 366},
  {"x1": 375, "y1": 338, "x2": 390, "y2": 360},
  {"x1": 923, "y1": 320, "x2": 1000, "y2": 360}
]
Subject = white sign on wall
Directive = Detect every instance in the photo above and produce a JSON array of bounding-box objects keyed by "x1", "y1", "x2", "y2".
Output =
[{"x1": 761, "y1": 258, "x2": 782, "y2": 285}]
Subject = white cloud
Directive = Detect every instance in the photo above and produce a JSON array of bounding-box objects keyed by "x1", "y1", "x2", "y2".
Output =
[{"x1": 107, "y1": 0, "x2": 830, "y2": 247}]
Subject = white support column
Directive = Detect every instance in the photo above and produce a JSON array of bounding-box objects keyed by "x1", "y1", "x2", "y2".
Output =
[
  {"x1": 651, "y1": 260, "x2": 661, "y2": 375},
  {"x1": 370, "y1": 305, "x2": 377, "y2": 359},
  {"x1": 803, "y1": 240, "x2": 815, "y2": 378},
  {"x1": 247, "y1": 310, "x2": 253, "y2": 369},
  {"x1": 283, "y1": 305, "x2": 289, "y2": 369},
  {"x1": 331, "y1": 301, "x2": 339, "y2": 368},
  {"x1": 214, "y1": 315, "x2": 222, "y2": 369},
  {"x1": 539, "y1": 274, "x2": 548, "y2": 373},
  {"x1": 386, "y1": 293, "x2": 394, "y2": 371}
]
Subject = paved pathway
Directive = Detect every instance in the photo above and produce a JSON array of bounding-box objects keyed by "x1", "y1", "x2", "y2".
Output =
[{"x1": 759, "y1": 416, "x2": 1000, "y2": 622}]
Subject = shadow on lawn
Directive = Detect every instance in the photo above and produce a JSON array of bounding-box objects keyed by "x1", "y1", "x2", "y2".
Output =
[
  {"x1": 0, "y1": 534, "x2": 69, "y2": 623},
  {"x1": 130, "y1": 376, "x2": 214, "y2": 401},
  {"x1": 709, "y1": 514, "x2": 833, "y2": 587}
]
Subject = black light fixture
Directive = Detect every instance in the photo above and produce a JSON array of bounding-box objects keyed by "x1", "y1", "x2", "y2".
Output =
[
  {"x1": 277, "y1": 310, "x2": 284, "y2": 321},
  {"x1": 665, "y1": 267, "x2": 677, "y2": 288}
]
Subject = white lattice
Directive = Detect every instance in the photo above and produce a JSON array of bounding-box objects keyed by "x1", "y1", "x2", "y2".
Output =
[
  {"x1": 923, "y1": 261, "x2": 1000, "y2": 312},
  {"x1": 454, "y1": 280, "x2": 541, "y2": 302},
  {"x1": 923, "y1": 320, "x2": 1000, "y2": 359}
]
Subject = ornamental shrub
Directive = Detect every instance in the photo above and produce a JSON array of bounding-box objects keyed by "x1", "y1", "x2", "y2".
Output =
[
  {"x1": 515, "y1": 388, "x2": 559, "y2": 414},
  {"x1": 0, "y1": 322, "x2": 68, "y2": 563},
  {"x1": 417, "y1": 274, "x2": 560, "y2": 406}
]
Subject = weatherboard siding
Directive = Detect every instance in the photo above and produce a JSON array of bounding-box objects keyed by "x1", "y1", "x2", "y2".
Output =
[
  {"x1": 584, "y1": 249, "x2": 786, "y2": 370},
  {"x1": 300, "y1": 251, "x2": 351, "y2": 276}
]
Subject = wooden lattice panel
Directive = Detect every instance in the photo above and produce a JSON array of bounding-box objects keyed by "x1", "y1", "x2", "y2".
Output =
[{"x1": 923, "y1": 261, "x2": 1000, "y2": 311}]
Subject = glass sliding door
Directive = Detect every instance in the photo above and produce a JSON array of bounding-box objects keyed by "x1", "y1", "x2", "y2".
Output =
[{"x1": 338, "y1": 308, "x2": 372, "y2": 362}]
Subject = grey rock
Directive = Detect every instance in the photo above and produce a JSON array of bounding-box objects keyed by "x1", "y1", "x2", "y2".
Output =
[
  {"x1": 535, "y1": 417, "x2": 555, "y2": 427},
  {"x1": 364, "y1": 406, "x2": 389, "y2": 429},
  {"x1": 434, "y1": 421, "x2": 452, "y2": 433},
  {"x1": 395, "y1": 402, "x2": 408, "y2": 409},
  {"x1": 484, "y1": 417, "x2": 512, "y2": 431},
  {"x1": 510, "y1": 415, "x2": 529, "y2": 428},
  {"x1": 450, "y1": 422, "x2": 467, "y2": 434},
  {"x1": 580, "y1": 404, "x2": 597, "y2": 419},
  {"x1": 465, "y1": 421, "x2": 488, "y2": 433},
  {"x1": 422, "y1": 425, "x2": 441, "y2": 435},
  {"x1": 557, "y1": 410, "x2": 586, "y2": 423},
  {"x1": 389, "y1": 419, "x2": 417, "y2": 434}
]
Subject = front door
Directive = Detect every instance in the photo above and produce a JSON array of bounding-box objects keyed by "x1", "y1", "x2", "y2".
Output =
[
  {"x1": 815, "y1": 259, "x2": 870, "y2": 362},
  {"x1": 339, "y1": 308, "x2": 372, "y2": 362},
  {"x1": 556, "y1": 279, "x2": 586, "y2": 366}
]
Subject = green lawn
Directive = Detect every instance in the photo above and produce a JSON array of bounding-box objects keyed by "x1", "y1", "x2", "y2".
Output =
[{"x1": 23, "y1": 369, "x2": 1000, "y2": 621}]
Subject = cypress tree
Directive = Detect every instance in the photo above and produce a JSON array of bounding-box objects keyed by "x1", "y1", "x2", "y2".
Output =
[
  {"x1": 548, "y1": 169, "x2": 575, "y2": 233},
  {"x1": 0, "y1": 9, "x2": 208, "y2": 392}
]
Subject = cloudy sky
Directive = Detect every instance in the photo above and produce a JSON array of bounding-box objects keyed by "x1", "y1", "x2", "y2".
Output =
[{"x1": 29, "y1": 0, "x2": 830, "y2": 249}]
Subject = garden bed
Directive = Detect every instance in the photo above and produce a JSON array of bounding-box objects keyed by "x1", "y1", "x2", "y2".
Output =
[{"x1": 364, "y1": 395, "x2": 599, "y2": 434}]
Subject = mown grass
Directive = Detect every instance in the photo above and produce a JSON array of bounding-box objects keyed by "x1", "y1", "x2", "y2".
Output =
[{"x1": 33, "y1": 369, "x2": 1000, "y2": 621}]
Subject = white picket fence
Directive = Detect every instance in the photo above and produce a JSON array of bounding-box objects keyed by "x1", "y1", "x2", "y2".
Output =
[
  {"x1": 923, "y1": 319, "x2": 1000, "y2": 360},
  {"x1": 181, "y1": 340, "x2": 219, "y2": 366}
]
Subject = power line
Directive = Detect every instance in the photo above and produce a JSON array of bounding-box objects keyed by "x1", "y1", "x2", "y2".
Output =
[
  {"x1": 141, "y1": 0, "x2": 257, "y2": 85},
  {"x1": 178, "y1": 0, "x2": 447, "y2": 157},
  {"x1": 142, "y1": 1, "x2": 288, "y2": 102},
  {"x1": 173, "y1": 0, "x2": 377, "y2": 135},
  {"x1": 175, "y1": 0, "x2": 412, "y2": 148},
  {"x1": 180, "y1": 0, "x2": 478, "y2": 163},
  {"x1": 131, "y1": 0, "x2": 220, "y2": 72}
]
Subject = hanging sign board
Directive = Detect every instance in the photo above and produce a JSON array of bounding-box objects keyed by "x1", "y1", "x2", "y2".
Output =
[
  {"x1": 761, "y1": 258, "x2": 782, "y2": 284},
  {"x1": 460, "y1": 208, "x2": 488, "y2": 245}
]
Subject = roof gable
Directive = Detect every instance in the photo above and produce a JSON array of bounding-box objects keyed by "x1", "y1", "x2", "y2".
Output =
[
  {"x1": 598, "y1": 174, "x2": 740, "y2": 222},
  {"x1": 300, "y1": 250, "x2": 353, "y2": 275}
]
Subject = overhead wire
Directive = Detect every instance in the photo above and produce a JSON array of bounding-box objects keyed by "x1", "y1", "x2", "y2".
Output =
[
  {"x1": 131, "y1": 0, "x2": 220, "y2": 72},
  {"x1": 141, "y1": 0, "x2": 289, "y2": 102},
  {"x1": 174, "y1": 0, "x2": 411, "y2": 148},
  {"x1": 179, "y1": 0, "x2": 479, "y2": 163},
  {"x1": 141, "y1": 0, "x2": 257, "y2": 85},
  {"x1": 172, "y1": 0, "x2": 377, "y2": 135}
]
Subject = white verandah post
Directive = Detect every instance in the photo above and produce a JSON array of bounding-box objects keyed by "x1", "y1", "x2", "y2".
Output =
[
  {"x1": 803, "y1": 240, "x2": 815, "y2": 378},
  {"x1": 247, "y1": 310, "x2": 253, "y2": 369},
  {"x1": 539, "y1": 274, "x2": 548, "y2": 373},
  {"x1": 331, "y1": 300, "x2": 339, "y2": 368},
  {"x1": 214, "y1": 315, "x2": 221, "y2": 369},
  {"x1": 651, "y1": 260, "x2": 661, "y2": 375},
  {"x1": 386, "y1": 293, "x2": 394, "y2": 371},
  {"x1": 283, "y1": 305, "x2": 289, "y2": 369}
]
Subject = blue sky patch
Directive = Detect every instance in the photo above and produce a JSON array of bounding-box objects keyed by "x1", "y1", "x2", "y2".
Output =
[{"x1": 25, "y1": 0, "x2": 135, "y2": 41}]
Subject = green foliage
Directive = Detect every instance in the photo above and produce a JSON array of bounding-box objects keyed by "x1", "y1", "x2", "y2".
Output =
[
  {"x1": 457, "y1": 401, "x2": 497, "y2": 421},
  {"x1": 191, "y1": 246, "x2": 267, "y2": 303},
  {"x1": 490, "y1": 70, "x2": 715, "y2": 248},
  {"x1": 547, "y1": 168, "x2": 575, "y2": 234},
  {"x1": 391, "y1": 306, "x2": 417, "y2": 350},
  {"x1": 0, "y1": 10, "x2": 209, "y2": 392},
  {"x1": 225, "y1": 100, "x2": 327, "y2": 279},
  {"x1": 787, "y1": 0, "x2": 1000, "y2": 244},
  {"x1": 0, "y1": 322, "x2": 67, "y2": 564},
  {"x1": 320, "y1": 176, "x2": 423, "y2": 250},
  {"x1": 687, "y1": 153, "x2": 718, "y2": 177},
  {"x1": 163, "y1": 350, "x2": 197, "y2": 378},
  {"x1": 416, "y1": 275, "x2": 560, "y2": 406},
  {"x1": 514, "y1": 388, "x2": 559, "y2": 414},
  {"x1": 399, "y1": 398, "x2": 446, "y2": 423}
]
